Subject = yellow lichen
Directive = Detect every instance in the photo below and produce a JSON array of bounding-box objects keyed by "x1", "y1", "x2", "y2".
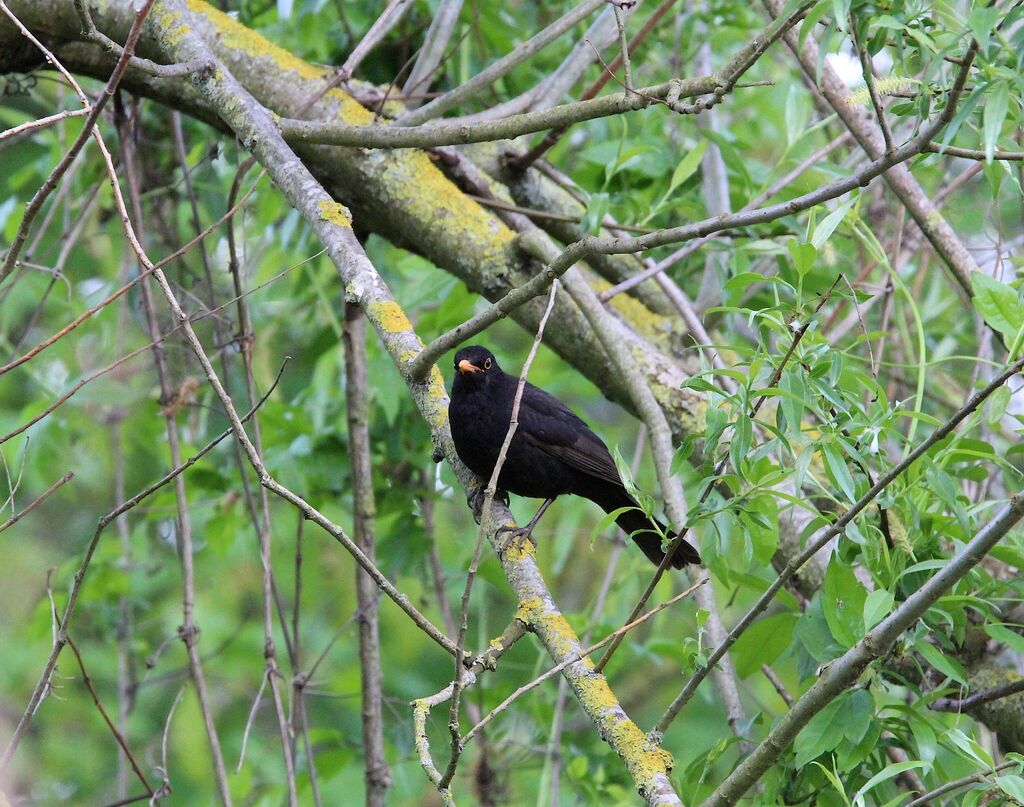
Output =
[
  {"x1": 515, "y1": 596, "x2": 544, "y2": 625},
  {"x1": 150, "y1": 4, "x2": 191, "y2": 46},
  {"x1": 502, "y1": 535, "x2": 537, "y2": 562},
  {"x1": 366, "y1": 300, "x2": 414, "y2": 335},
  {"x1": 318, "y1": 199, "x2": 353, "y2": 228},
  {"x1": 185, "y1": 0, "x2": 373, "y2": 125}
]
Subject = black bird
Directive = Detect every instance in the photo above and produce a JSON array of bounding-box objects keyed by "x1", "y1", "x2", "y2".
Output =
[{"x1": 448, "y1": 345, "x2": 700, "y2": 569}]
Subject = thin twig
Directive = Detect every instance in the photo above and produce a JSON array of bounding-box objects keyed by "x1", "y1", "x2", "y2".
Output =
[
  {"x1": 0, "y1": 107, "x2": 90, "y2": 144},
  {"x1": 929, "y1": 677, "x2": 1024, "y2": 712},
  {"x1": 462, "y1": 578, "x2": 707, "y2": 746},
  {"x1": 0, "y1": 173, "x2": 264, "y2": 380},
  {"x1": 760, "y1": 664, "x2": 793, "y2": 706},
  {"x1": 402, "y1": 0, "x2": 464, "y2": 106},
  {"x1": 906, "y1": 760, "x2": 1020, "y2": 807},
  {"x1": 0, "y1": 0, "x2": 150, "y2": 285},
  {"x1": 0, "y1": 362, "x2": 287, "y2": 770},
  {"x1": 512, "y1": 0, "x2": 683, "y2": 170},
  {"x1": 0, "y1": 470, "x2": 73, "y2": 534},
  {"x1": 64, "y1": 631, "x2": 154, "y2": 798},
  {"x1": 438, "y1": 280, "x2": 561, "y2": 791},
  {"x1": 850, "y1": 14, "x2": 894, "y2": 155},
  {"x1": 338, "y1": 0, "x2": 412, "y2": 81},
  {"x1": 395, "y1": 0, "x2": 606, "y2": 126},
  {"x1": 343, "y1": 303, "x2": 392, "y2": 806},
  {"x1": 926, "y1": 142, "x2": 1024, "y2": 161}
]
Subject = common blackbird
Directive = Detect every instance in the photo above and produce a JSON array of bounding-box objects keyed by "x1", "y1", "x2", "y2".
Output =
[{"x1": 448, "y1": 345, "x2": 700, "y2": 568}]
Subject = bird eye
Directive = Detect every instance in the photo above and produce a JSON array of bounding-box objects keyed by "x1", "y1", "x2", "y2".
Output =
[{"x1": 484, "y1": 358, "x2": 492, "y2": 369}]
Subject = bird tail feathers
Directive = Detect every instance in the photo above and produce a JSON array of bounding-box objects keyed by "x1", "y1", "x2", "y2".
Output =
[{"x1": 613, "y1": 505, "x2": 701, "y2": 569}]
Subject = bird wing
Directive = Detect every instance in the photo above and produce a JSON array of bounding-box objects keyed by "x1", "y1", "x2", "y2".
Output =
[{"x1": 517, "y1": 381, "x2": 625, "y2": 488}]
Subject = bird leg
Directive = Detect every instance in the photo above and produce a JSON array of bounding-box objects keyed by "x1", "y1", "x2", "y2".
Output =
[
  {"x1": 495, "y1": 497, "x2": 556, "y2": 553},
  {"x1": 466, "y1": 484, "x2": 509, "y2": 522}
]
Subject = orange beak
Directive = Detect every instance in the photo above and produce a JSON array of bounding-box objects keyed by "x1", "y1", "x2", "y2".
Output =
[{"x1": 458, "y1": 359, "x2": 482, "y2": 374}]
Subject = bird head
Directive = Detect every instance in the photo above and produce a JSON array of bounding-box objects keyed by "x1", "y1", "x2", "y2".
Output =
[{"x1": 453, "y1": 345, "x2": 500, "y2": 386}]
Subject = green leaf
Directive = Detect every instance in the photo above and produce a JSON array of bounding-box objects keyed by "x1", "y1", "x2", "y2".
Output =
[
  {"x1": 863, "y1": 588, "x2": 894, "y2": 630},
  {"x1": 730, "y1": 613, "x2": 798, "y2": 678},
  {"x1": 853, "y1": 761, "x2": 929, "y2": 803},
  {"x1": 811, "y1": 761, "x2": 851, "y2": 805},
  {"x1": 995, "y1": 775, "x2": 1024, "y2": 801},
  {"x1": 668, "y1": 141, "x2": 709, "y2": 194},
  {"x1": 986, "y1": 384, "x2": 1011, "y2": 427},
  {"x1": 983, "y1": 82, "x2": 1010, "y2": 163},
  {"x1": 968, "y1": 5, "x2": 999, "y2": 50},
  {"x1": 823, "y1": 441, "x2": 858, "y2": 503},
  {"x1": 582, "y1": 191, "x2": 611, "y2": 235},
  {"x1": 823, "y1": 557, "x2": 867, "y2": 647},
  {"x1": 730, "y1": 413, "x2": 752, "y2": 472},
  {"x1": 788, "y1": 239, "x2": 817, "y2": 278},
  {"x1": 916, "y1": 638, "x2": 967, "y2": 684},
  {"x1": 945, "y1": 727, "x2": 995, "y2": 769},
  {"x1": 794, "y1": 689, "x2": 873, "y2": 767},
  {"x1": 588, "y1": 506, "x2": 634, "y2": 547},
  {"x1": 795, "y1": 697, "x2": 847, "y2": 767},
  {"x1": 984, "y1": 623, "x2": 1024, "y2": 657},
  {"x1": 682, "y1": 376, "x2": 722, "y2": 394},
  {"x1": 971, "y1": 270, "x2": 1024, "y2": 342},
  {"x1": 811, "y1": 196, "x2": 856, "y2": 249}
]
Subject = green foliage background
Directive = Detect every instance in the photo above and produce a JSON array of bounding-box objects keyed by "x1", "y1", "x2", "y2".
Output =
[{"x1": 1, "y1": 0, "x2": 1023, "y2": 804}]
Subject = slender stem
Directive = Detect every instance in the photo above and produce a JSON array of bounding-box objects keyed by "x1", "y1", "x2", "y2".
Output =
[
  {"x1": 906, "y1": 760, "x2": 1020, "y2": 807},
  {"x1": 395, "y1": 0, "x2": 606, "y2": 126},
  {"x1": 0, "y1": 471, "x2": 73, "y2": 534},
  {"x1": 929, "y1": 677, "x2": 1024, "y2": 712},
  {"x1": 344, "y1": 304, "x2": 392, "y2": 806},
  {"x1": 438, "y1": 280, "x2": 560, "y2": 791},
  {"x1": 339, "y1": 0, "x2": 412, "y2": 81},
  {"x1": 462, "y1": 579, "x2": 706, "y2": 747}
]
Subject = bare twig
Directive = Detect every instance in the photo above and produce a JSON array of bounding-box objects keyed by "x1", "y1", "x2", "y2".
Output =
[
  {"x1": 0, "y1": 171, "x2": 263, "y2": 380},
  {"x1": 850, "y1": 14, "x2": 894, "y2": 155},
  {"x1": 612, "y1": 2, "x2": 632, "y2": 92},
  {"x1": 438, "y1": 280, "x2": 560, "y2": 792},
  {"x1": 0, "y1": 106, "x2": 89, "y2": 143},
  {"x1": 926, "y1": 142, "x2": 1024, "y2": 161},
  {"x1": 402, "y1": 0, "x2": 464, "y2": 106},
  {"x1": 512, "y1": 0, "x2": 683, "y2": 170},
  {"x1": 343, "y1": 304, "x2": 392, "y2": 806},
  {"x1": 929, "y1": 677, "x2": 1024, "y2": 712},
  {"x1": 338, "y1": 0, "x2": 412, "y2": 81},
  {"x1": 0, "y1": 470, "x2": 73, "y2": 534},
  {"x1": 462, "y1": 578, "x2": 707, "y2": 746},
  {"x1": 64, "y1": 631, "x2": 154, "y2": 798},
  {"x1": 71, "y1": 0, "x2": 209, "y2": 77},
  {"x1": 906, "y1": 760, "x2": 1020, "y2": 807},
  {"x1": 0, "y1": 0, "x2": 150, "y2": 285},
  {"x1": 0, "y1": 362, "x2": 287, "y2": 771},
  {"x1": 395, "y1": 0, "x2": 606, "y2": 126},
  {"x1": 760, "y1": 664, "x2": 793, "y2": 706}
]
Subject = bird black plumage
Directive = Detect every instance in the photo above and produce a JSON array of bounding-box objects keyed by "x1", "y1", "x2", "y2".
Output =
[{"x1": 448, "y1": 345, "x2": 700, "y2": 569}]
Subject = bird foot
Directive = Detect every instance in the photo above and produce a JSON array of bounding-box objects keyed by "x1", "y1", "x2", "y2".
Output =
[{"x1": 494, "y1": 525, "x2": 538, "y2": 556}]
